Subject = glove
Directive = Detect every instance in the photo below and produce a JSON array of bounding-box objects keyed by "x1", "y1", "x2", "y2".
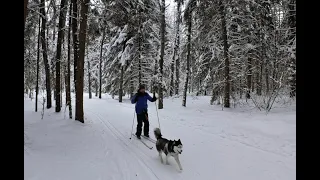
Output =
[
  {"x1": 152, "y1": 96, "x2": 157, "y2": 101},
  {"x1": 134, "y1": 94, "x2": 139, "y2": 103}
]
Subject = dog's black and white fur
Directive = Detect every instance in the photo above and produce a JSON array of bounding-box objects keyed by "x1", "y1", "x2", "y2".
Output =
[{"x1": 154, "y1": 128, "x2": 183, "y2": 170}]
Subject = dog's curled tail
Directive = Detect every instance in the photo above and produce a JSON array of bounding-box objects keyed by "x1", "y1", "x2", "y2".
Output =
[{"x1": 154, "y1": 128, "x2": 162, "y2": 140}]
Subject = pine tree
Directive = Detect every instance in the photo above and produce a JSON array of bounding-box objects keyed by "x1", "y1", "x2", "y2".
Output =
[
  {"x1": 55, "y1": 0, "x2": 68, "y2": 112},
  {"x1": 40, "y1": 0, "x2": 52, "y2": 109},
  {"x1": 75, "y1": 0, "x2": 89, "y2": 123}
]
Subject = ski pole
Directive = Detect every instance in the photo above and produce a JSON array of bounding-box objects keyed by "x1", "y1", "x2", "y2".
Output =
[
  {"x1": 129, "y1": 109, "x2": 135, "y2": 139},
  {"x1": 154, "y1": 98, "x2": 161, "y2": 130}
]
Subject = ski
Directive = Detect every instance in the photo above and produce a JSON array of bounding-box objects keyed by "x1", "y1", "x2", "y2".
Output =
[
  {"x1": 132, "y1": 134, "x2": 153, "y2": 150},
  {"x1": 141, "y1": 135, "x2": 157, "y2": 144}
]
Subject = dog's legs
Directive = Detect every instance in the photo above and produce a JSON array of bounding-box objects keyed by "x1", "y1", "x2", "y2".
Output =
[
  {"x1": 174, "y1": 155, "x2": 183, "y2": 170},
  {"x1": 158, "y1": 151, "x2": 163, "y2": 164},
  {"x1": 165, "y1": 155, "x2": 170, "y2": 165}
]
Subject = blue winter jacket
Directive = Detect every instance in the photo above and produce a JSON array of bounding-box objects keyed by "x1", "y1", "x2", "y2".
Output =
[{"x1": 131, "y1": 92, "x2": 155, "y2": 114}]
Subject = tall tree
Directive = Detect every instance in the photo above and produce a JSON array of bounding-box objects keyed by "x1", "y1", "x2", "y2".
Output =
[
  {"x1": 174, "y1": 0, "x2": 184, "y2": 95},
  {"x1": 219, "y1": 1, "x2": 230, "y2": 108},
  {"x1": 55, "y1": 0, "x2": 68, "y2": 112},
  {"x1": 40, "y1": 0, "x2": 52, "y2": 109},
  {"x1": 87, "y1": 36, "x2": 92, "y2": 99},
  {"x1": 71, "y1": 0, "x2": 79, "y2": 91},
  {"x1": 65, "y1": 1, "x2": 72, "y2": 119},
  {"x1": 35, "y1": 11, "x2": 41, "y2": 112},
  {"x1": 182, "y1": 0, "x2": 195, "y2": 107},
  {"x1": 158, "y1": 0, "x2": 166, "y2": 109},
  {"x1": 246, "y1": 53, "x2": 253, "y2": 99},
  {"x1": 75, "y1": 0, "x2": 89, "y2": 123},
  {"x1": 99, "y1": 29, "x2": 106, "y2": 99}
]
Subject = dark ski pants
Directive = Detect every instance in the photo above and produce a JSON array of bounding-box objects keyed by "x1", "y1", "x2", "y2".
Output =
[{"x1": 135, "y1": 111, "x2": 149, "y2": 137}]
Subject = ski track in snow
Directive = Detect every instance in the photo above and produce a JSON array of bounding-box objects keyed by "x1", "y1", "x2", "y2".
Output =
[
  {"x1": 24, "y1": 94, "x2": 296, "y2": 180},
  {"x1": 85, "y1": 109, "x2": 161, "y2": 179}
]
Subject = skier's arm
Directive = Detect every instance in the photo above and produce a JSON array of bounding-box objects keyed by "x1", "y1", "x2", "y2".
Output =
[
  {"x1": 147, "y1": 93, "x2": 157, "y2": 102},
  {"x1": 131, "y1": 94, "x2": 138, "y2": 104}
]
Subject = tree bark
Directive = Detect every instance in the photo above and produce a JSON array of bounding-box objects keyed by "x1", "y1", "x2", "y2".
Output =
[
  {"x1": 65, "y1": 1, "x2": 72, "y2": 119},
  {"x1": 119, "y1": 39, "x2": 128, "y2": 103},
  {"x1": 174, "y1": 0, "x2": 182, "y2": 95},
  {"x1": 51, "y1": 0, "x2": 57, "y2": 101},
  {"x1": 182, "y1": 2, "x2": 193, "y2": 107},
  {"x1": 40, "y1": 0, "x2": 52, "y2": 109},
  {"x1": 219, "y1": 1, "x2": 230, "y2": 108},
  {"x1": 95, "y1": 78, "x2": 98, "y2": 97},
  {"x1": 71, "y1": 0, "x2": 79, "y2": 92},
  {"x1": 119, "y1": 66, "x2": 124, "y2": 102},
  {"x1": 246, "y1": 53, "x2": 252, "y2": 99},
  {"x1": 99, "y1": 29, "x2": 106, "y2": 99},
  {"x1": 87, "y1": 35, "x2": 92, "y2": 99},
  {"x1": 257, "y1": 60, "x2": 262, "y2": 96},
  {"x1": 170, "y1": 58, "x2": 174, "y2": 96},
  {"x1": 158, "y1": 0, "x2": 166, "y2": 109},
  {"x1": 88, "y1": 61, "x2": 92, "y2": 99},
  {"x1": 35, "y1": 12, "x2": 41, "y2": 112},
  {"x1": 55, "y1": 0, "x2": 68, "y2": 112},
  {"x1": 75, "y1": 0, "x2": 89, "y2": 123},
  {"x1": 138, "y1": 9, "x2": 142, "y2": 85}
]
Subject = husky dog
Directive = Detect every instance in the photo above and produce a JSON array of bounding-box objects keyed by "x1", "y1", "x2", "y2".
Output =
[{"x1": 154, "y1": 128, "x2": 183, "y2": 170}]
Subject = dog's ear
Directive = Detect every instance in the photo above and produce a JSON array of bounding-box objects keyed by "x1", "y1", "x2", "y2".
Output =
[{"x1": 178, "y1": 139, "x2": 181, "y2": 142}]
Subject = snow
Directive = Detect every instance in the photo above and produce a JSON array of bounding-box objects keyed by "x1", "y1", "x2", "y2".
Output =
[{"x1": 25, "y1": 94, "x2": 295, "y2": 180}]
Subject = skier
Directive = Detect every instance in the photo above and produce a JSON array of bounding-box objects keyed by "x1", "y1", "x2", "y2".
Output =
[{"x1": 131, "y1": 84, "x2": 157, "y2": 139}]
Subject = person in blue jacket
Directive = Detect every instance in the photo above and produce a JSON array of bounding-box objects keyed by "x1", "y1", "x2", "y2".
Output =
[{"x1": 131, "y1": 84, "x2": 157, "y2": 139}]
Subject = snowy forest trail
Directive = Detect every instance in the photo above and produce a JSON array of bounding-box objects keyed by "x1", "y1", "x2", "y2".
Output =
[
  {"x1": 83, "y1": 94, "x2": 295, "y2": 180},
  {"x1": 25, "y1": 99, "x2": 160, "y2": 180},
  {"x1": 24, "y1": 94, "x2": 296, "y2": 180}
]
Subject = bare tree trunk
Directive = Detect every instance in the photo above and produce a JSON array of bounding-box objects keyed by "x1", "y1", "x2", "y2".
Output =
[
  {"x1": 252, "y1": 74, "x2": 255, "y2": 93},
  {"x1": 257, "y1": 61, "x2": 262, "y2": 96},
  {"x1": 52, "y1": 0, "x2": 57, "y2": 42},
  {"x1": 75, "y1": 0, "x2": 89, "y2": 123},
  {"x1": 99, "y1": 29, "x2": 106, "y2": 99},
  {"x1": 40, "y1": 0, "x2": 52, "y2": 109},
  {"x1": 60, "y1": 72, "x2": 63, "y2": 107},
  {"x1": 87, "y1": 35, "x2": 92, "y2": 99},
  {"x1": 65, "y1": 1, "x2": 72, "y2": 119},
  {"x1": 71, "y1": 0, "x2": 79, "y2": 92},
  {"x1": 95, "y1": 78, "x2": 98, "y2": 97},
  {"x1": 119, "y1": 39, "x2": 128, "y2": 103},
  {"x1": 170, "y1": 0, "x2": 183, "y2": 96},
  {"x1": 158, "y1": 0, "x2": 166, "y2": 109},
  {"x1": 174, "y1": 0, "x2": 182, "y2": 96},
  {"x1": 88, "y1": 61, "x2": 92, "y2": 99},
  {"x1": 55, "y1": 0, "x2": 68, "y2": 112},
  {"x1": 246, "y1": 54, "x2": 252, "y2": 99},
  {"x1": 51, "y1": 0, "x2": 57, "y2": 101},
  {"x1": 182, "y1": 2, "x2": 194, "y2": 107},
  {"x1": 219, "y1": 1, "x2": 230, "y2": 108},
  {"x1": 35, "y1": 12, "x2": 41, "y2": 112},
  {"x1": 138, "y1": 10, "x2": 142, "y2": 85},
  {"x1": 119, "y1": 66, "x2": 124, "y2": 102},
  {"x1": 170, "y1": 59, "x2": 174, "y2": 96},
  {"x1": 265, "y1": 58, "x2": 269, "y2": 94}
]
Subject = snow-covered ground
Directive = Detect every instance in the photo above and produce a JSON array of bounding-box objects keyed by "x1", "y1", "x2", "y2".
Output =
[{"x1": 24, "y1": 93, "x2": 296, "y2": 180}]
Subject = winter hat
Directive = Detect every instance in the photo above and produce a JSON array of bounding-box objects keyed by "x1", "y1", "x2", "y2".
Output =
[{"x1": 138, "y1": 84, "x2": 145, "y2": 90}]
